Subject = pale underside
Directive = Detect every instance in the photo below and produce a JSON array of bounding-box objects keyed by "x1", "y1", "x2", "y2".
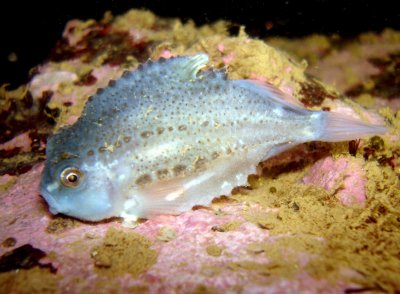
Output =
[{"x1": 117, "y1": 139, "x2": 296, "y2": 224}]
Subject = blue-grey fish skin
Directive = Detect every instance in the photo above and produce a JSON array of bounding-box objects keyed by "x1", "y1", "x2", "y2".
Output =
[{"x1": 40, "y1": 53, "x2": 386, "y2": 222}]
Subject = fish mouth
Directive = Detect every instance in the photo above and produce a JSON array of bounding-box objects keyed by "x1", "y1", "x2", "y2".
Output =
[
  {"x1": 40, "y1": 190, "x2": 62, "y2": 214},
  {"x1": 39, "y1": 180, "x2": 65, "y2": 215}
]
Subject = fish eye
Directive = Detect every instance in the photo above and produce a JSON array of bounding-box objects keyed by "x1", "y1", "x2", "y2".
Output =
[{"x1": 60, "y1": 167, "x2": 84, "y2": 188}]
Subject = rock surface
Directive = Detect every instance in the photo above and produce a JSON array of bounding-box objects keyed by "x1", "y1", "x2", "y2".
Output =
[{"x1": 1, "y1": 9, "x2": 399, "y2": 293}]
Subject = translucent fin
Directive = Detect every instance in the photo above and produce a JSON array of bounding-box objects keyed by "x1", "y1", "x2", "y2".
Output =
[
  {"x1": 167, "y1": 53, "x2": 209, "y2": 81},
  {"x1": 120, "y1": 53, "x2": 209, "y2": 85},
  {"x1": 233, "y1": 79, "x2": 309, "y2": 114},
  {"x1": 178, "y1": 53, "x2": 208, "y2": 79},
  {"x1": 318, "y1": 111, "x2": 387, "y2": 142},
  {"x1": 137, "y1": 145, "x2": 270, "y2": 216},
  {"x1": 137, "y1": 172, "x2": 215, "y2": 216},
  {"x1": 265, "y1": 142, "x2": 296, "y2": 158}
]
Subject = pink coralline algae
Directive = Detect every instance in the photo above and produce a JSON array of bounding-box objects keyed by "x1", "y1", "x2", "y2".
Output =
[
  {"x1": 0, "y1": 132, "x2": 32, "y2": 154},
  {"x1": 302, "y1": 157, "x2": 367, "y2": 206},
  {"x1": 1, "y1": 9, "x2": 399, "y2": 293},
  {"x1": 0, "y1": 163, "x2": 350, "y2": 293}
]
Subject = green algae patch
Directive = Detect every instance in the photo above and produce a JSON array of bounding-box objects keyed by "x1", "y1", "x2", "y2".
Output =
[
  {"x1": 354, "y1": 93, "x2": 375, "y2": 108},
  {"x1": 113, "y1": 9, "x2": 157, "y2": 31},
  {"x1": 0, "y1": 175, "x2": 16, "y2": 193},
  {"x1": 211, "y1": 220, "x2": 242, "y2": 232},
  {"x1": 228, "y1": 256, "x2": 303, "y2": 281},
  {"x1": 0, "y1": 267, "x2": 60, "y2": 294},
  {"x1": 190, "y1": 284, "x2": 219, "y2": 294},
  {"x1": 201, "y1": 264, "x2": 223, "y2": 277},
  {"x1": 156, "y1": 226, "x2": 177, "y2": 242},
  {"x1": 128, "y1": 285, "x2": 150, "y2": 293},
  {"x1": 267, "y1": 34, "x2": 334, "y2": 66},
  {"x1": 91, "y1": 228, "x2": 157, "y2": 278},
  {"x1": 46, "y1": 216, "x2": 79, "y2": 234},
  {"x1": 206, "y1": 244, "x2": 223, "y2": 257}
]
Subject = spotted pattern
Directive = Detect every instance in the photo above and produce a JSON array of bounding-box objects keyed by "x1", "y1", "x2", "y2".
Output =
[{"x1": 43, "y1": 54, "x2": 319, "y2": 213}]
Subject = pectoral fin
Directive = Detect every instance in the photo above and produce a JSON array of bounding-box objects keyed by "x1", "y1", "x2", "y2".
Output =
[{"x1": 136, "y1": 171, "x2": 215, "y2": 216}]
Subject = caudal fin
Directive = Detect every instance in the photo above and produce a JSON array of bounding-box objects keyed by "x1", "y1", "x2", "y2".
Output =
[{"x1": 318, "y1": 111, "x2": 387, "y2": 142}]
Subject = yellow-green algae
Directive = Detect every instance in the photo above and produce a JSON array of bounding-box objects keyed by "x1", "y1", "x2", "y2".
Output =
[
  {"x1": 46, "y1": 215, "x2": 79, "y2": 234},
  {"x1": 1, "y1": 9, "x2": 399, "y2": 292},
  {"x1": 227, "y1": 110, "x2": 400, "y2": 291},
  {"x1": 267, "y1": 34, "x2": 334, "y2": 66},
  {"x1": 206, "y1": 244, "x2": 223, "y2": 257},
  {"x1": 0, "y1": 267, "x2": 60, "y2": 294},
  {"x1": 189, "y1": 284, "x2": 219, "y2": 294},
  {"x1": 267, "y1": 28, "x2": 400, "y2": 98},
  {"x1": 91, "y1": 228, "x2": 157, "y2": 278},
  {"x1": 267, "y1": 28, "x2": 400, "y2": 68},
  {"x1": 211, "y1": 220, "x2": 243, "y2": 232},
  {"x1": 156, "y1": 226, "x2": 177, "y2": 242},
  {"x1": 0, "y1": 176, "x2": 16, "y2": 193}
]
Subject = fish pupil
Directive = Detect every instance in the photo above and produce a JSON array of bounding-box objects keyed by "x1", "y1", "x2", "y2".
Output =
[
  {"x1": 60, "y1": 167, "x2": 83, "y2": 187},
  {"x1": 67, "y1": 174, "x2": 78, "y2": 183}
]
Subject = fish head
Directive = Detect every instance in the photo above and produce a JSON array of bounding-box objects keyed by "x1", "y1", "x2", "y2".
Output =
[{"x1": 40, "y1": 135, "x2": 121, "y2": 222}]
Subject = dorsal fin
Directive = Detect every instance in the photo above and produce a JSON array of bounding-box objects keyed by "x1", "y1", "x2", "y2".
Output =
[
  {"x1": 119, "y1": 53, "x2": 210, "y2": 83},
  {"x1": 173, "y1": 53, "x2": 209, "y2": 80},
  {"x1": 233, "y1": 79, "x2": 310, "y2": 115}
]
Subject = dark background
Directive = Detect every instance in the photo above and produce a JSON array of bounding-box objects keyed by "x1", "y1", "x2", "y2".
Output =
[{"x1": 1, "y1": 0, "x2": 399, "y2": 88}]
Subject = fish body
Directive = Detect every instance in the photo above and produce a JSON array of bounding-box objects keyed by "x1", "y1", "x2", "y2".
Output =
[{"x1": 40, "y1": 53, "x2": 386, "y2": 222}]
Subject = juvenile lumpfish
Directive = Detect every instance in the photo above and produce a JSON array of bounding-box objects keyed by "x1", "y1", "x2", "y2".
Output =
[{"x1": 40, "y1": 53, "x2": 386, "y2": 222}]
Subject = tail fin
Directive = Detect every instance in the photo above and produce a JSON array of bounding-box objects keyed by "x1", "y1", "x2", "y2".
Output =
[{"x1": 318, "y1": 111, "x2": 387, "y2": 142}]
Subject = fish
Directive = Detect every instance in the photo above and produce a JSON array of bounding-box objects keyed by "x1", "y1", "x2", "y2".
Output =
[{"x1": 40, "y1": 53, "x2": 386, "y2": 223}]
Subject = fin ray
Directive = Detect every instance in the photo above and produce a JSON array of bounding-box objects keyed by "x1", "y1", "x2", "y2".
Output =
[
  {"x1": 137, "y1": 171, "x2": 215, "y2": 215},
  {"x1": 146, "y1": 53, "x2": 209, "y2": 81},
  {"x1": 319, "y1": 111, "x2": 387, "y2": 142},
  {"x1": 233, "y1": 79, "x2": 309, "y2": 114}
]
